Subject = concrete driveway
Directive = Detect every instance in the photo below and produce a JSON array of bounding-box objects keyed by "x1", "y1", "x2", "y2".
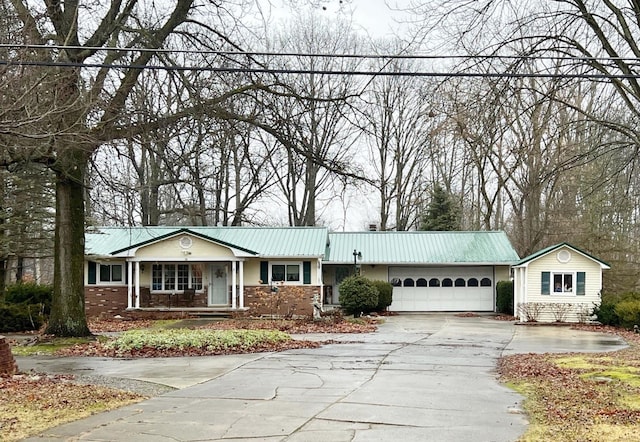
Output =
[{"x1": 20, "y1": 315, "x2": 626, "y2": 442}]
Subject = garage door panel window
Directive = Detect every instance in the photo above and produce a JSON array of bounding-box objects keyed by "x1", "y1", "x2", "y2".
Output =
[
  {"x1": 429, "y1": 278, "x2": 440, "y2": 287},
  {"x1": 442, "y1": 278, "x2": 453, "y2": 287},
  {"x1": 468, "y1": 278, "x2": 479, "y2": 287},
  {"x1": 403, "y1": 278, "x2": 415, "y2": 287},
  {"x1": 455, "y1": 278, "x2": 466, "y2": 287},
  {"x1": 416, "y1": 278, "x2": 428, "y2": 287},
  {"x1": 480, "y1": 278, "x2": 492, "y2": 287}
]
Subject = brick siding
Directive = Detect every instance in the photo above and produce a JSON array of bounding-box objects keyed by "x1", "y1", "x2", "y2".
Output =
[
  {"x1": 243, "y1": 285, "x2": 320, "y2": 317},
  {"x1": 84, "y1": 285, "x2": 321, "y2": 318},
  {"x1": 0, "y1": 337, "x2": 17, "y2": 376},
  {"x1": 85, "y1": 286, "x2": 129, "y2": 318}
]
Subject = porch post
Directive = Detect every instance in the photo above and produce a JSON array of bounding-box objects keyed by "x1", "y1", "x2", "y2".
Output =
[
  {"x1": 127, "y1": 261, "x2": 133, "y2": 309},
  {"x1": 135, "y1": 262, "x2": 141, "y2": 308},
  {"x1": 239, "y1": 260, "x2": 245, "y2": 308},
  {"x1": 231, "y1": 261, "x2": 237, "y2": 309},
  {"x1": 317, "y1": 258, "x2": 323, "y2": 307}
]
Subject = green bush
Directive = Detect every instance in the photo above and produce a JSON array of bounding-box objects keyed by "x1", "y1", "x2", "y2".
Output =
[
  {"x1": 5, "y1": 282, "x2": 53, "y2": 315},
  {"x1": 614, "y1": 300, "x2": 640, "y2": 329},
  {"x1": 496, "y1": 280, "x2": 514, "y2": 315},
  {"x1": 594, "y1": 301, "x2": 620, "y2": 326},
  {"x1": 371, "y1": 280, "x2": 393, "y2": 311},
  {"x1": 105, "y1": 329, "x2": 291, "y2": 353},
  {"x1": 0, "y1": 303, "x2": 45, "y2": 332},
  {"x1": 339, "y1": 276, "x2": 379, "y2": 317}
]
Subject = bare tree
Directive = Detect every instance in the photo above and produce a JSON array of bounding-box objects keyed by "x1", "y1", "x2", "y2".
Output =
[
  {"x1": 2, "y1": 0, "x2": 264, "y2": 336},
  {"x1": 262, "y1": 9, "x2": 362, "y2": 226}
]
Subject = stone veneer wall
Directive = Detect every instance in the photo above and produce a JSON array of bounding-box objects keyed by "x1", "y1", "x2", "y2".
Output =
[
  {"x1": 0, "y1": 337, "x2": 17, "y2": 376},
  {"x1": 243, "y1": 285, "x2": 320, "y2": 317}
]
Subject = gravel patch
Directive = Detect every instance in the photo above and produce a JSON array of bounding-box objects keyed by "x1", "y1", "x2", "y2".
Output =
[{"x1": 69, "y1": 375, "x2": 177, "y2": 397}]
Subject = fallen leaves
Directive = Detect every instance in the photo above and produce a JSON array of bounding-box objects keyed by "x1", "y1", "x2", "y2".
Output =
[
  {"x1": 0, "y1": 374, "x2": 144, "y2": 442},
  {"x1": 197, "y1": 318, "x2": 378, "y2": 334},
  {"x1": 499, "y1": 328, "x2": 640, "y2": 441}
]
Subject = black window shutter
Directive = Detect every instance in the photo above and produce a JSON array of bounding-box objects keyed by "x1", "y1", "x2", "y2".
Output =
[
  {"x1": 541, "y1": 272, "x2": 550, "y2": 295},
  {"x1": 576, "y1": 272, "x2": 586, "y2": 296},
  {"x1": 260, "y1": 261, "x2": 269, "y2": 283},
  {"x1": 88, "y1": 261, "x2": 97, "y2": 285},
  {"x1": 303, "y1": 261, "x2": 311, "y2": 284}
]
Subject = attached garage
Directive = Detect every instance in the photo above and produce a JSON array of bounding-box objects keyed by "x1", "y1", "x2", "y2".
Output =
[
  {"x1": 388, "y1": 266, "x2": 495, "y2": 311},
  {"x1": 325, "y1": 231, "x2": 519, "y2": 313}
]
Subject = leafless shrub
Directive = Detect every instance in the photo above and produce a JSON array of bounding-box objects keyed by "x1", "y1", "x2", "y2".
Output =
[
  {"x1": 576, "y1": 304, "x2": 594, "y2": 324},
  {"x1": 253, "y1": 285, "x2": 310, "y2": 320},
  {"x1": 518, "y1": 302, "x2": 545, "y2": 322},
  {"x1": 548, "y1": 303, "x2": 573, "y2": 322}
]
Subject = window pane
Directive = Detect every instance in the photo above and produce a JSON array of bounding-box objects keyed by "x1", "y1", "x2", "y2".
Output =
[
  {"x1": 191, "y1": 264, "x2": 203, "y2": 290},
  {"x1": 563, "y1": 274, "x2": 573, "y2": 292},
  {"x1": 554, "y1": 274, "x2": 563, "y2": 292},
  {"x1": 165, "y1": 264, "x2": 176, "y2": 290},
  {"x1": 455, "y1": 278, "x2": 465, "y2": 287},
  {"x1": 416, "y1": 278, "x2": 428, "y2": 287},
  {"x1": 99, "y1": 264, "x2": 111, "y2": 282},
  {"x1": 286, "y1": 265, "x2": 300, "y2": 281},
  {"x1": 111, "y1": 265, "x2": 123, "y2": 282},
  {"x1": 429, "y1": 278, "x2": 440, "y2": 287},
  {"x1": 403, "y1": 278, "x2": 415, "y2": 287},
  {"x1": 480, "y1": 278, "x2": 492, "y2": 287},
  {"x1": 177, "y1": 264, "x2": 189, "y2": 290},
  {"x1": 152, "y1": 264, "x2": 162, "y2": 291},
  {"x1": 272, "y1": 265, "x2": 285, "y2": 282},
  {"x1": 468, "y1": 278, "x2": 479, "y2": 287},
  {"x1": 442, "y1": 278, "x2": 453, "y2": 287}
]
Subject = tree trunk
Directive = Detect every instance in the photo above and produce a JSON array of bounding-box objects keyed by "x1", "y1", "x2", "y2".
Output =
[{"x1": 45, "y1": 148, "x2": 91, "y2": 337}]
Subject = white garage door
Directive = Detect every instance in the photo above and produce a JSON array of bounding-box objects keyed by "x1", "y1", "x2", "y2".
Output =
[{"x1": 388, "y1": 266, "x2": 495, "y2": 312}]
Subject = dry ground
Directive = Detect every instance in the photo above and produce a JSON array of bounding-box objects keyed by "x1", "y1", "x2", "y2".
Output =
[{"x1": 1, "y1": 317, "x2": 377, "y2": 441}]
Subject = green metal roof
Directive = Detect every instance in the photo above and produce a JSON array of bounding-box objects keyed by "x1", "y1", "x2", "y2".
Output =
[
  {"x1": 85, "y1": 226, "x2": 329, "y2": 258},
  {"x1": 86, "y1": 227, "x2": 519, "y2": 264},
  {"x1": 515, "y1": 242, "x2": 610, "y2": 268},
  {"x1": 325, "y1": 231, "x2": 519, "y2": 265}
]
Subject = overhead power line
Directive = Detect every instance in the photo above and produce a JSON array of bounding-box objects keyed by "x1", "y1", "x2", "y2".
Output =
[
  {"x1": 2, "y1": 43, "x2": 640, "y2": 63},
  {"x1": 1, "y1": 58, "x2": 640, "y2": 79},
  {"x1": 2, "y1": 44, "x2": 640, "y2": 79}
]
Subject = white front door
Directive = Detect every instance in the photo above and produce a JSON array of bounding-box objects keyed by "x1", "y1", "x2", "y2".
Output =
[{"x1": 209, "y1": 264, "x2": 228, "y2": 305}]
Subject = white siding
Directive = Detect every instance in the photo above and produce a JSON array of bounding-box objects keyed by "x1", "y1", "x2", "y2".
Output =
[{"x1": 517, "y1": 246, "x2": 603, "y2": 322}]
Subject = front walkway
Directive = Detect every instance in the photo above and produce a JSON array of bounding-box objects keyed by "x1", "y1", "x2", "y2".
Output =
[{"x1": 21, "y1": 315, "x2": 626, "y2": 442}]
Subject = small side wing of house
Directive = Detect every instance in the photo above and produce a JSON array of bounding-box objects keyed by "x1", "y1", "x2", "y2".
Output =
[{"x1": 513, "y1": 242, "x2": 610, "y2": 323}]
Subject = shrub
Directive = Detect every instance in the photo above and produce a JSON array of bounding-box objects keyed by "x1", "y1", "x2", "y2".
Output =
[
  {"x1": 0, "y1": 303, "x2": 45, "y2": 332},
  {"x1": 5, "y1": 282, "x2": 53, "y2": 315},
  {"x1": 614, "y1": 300, "x2": 640, "y2": 329},
  {"x1": 339, "y1": 276, "x2": 378, "y2": 317},
  {"x1": 547, "y1": 302, "x2": 573, "y2": 322},
  {"x1": 594, "y1": 301, "x2": 620, "y2": 326},
  {"x1": 496, "y1": 281, "x2": 514, "y2": 315},
  {"x1": 371, "y1": 280, "x2": 393, "y2": 312},
  {"x1": 518, "y1": 302, "x2": 545, "y2": 322}
]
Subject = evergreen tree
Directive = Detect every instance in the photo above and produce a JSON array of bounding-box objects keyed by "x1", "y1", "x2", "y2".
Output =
[{"x1": 419, "y1": 184, "x2": 461, "y2": 231}]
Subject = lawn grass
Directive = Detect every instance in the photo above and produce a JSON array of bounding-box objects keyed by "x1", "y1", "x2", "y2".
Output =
[{"x1": 500, "y1": 332, "x2": 640, "y2": 441}]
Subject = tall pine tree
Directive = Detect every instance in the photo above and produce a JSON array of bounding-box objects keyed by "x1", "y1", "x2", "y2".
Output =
[{"x1": 419, "y1": 184, "x2": 460, "y2": 231}]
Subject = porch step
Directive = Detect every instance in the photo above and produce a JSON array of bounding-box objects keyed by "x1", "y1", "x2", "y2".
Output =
[{"x1": 190, "y1": 311, "x2": 234, "y2": 318}]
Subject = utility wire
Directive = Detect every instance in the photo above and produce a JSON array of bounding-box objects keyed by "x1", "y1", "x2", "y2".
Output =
[
  {"x1": 2, "y1": 43, "x2": 640, "y2": 63},
  {"x1": 0, "y1": 58, "x2": 639, "y2": 79}
]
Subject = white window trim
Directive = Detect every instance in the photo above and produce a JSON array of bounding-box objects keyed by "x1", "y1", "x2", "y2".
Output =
[
  {"x1": 270, "y1": 261, "x2": 303, "y2": 285},
  {"x1": 551, "y1": 271, "x2": 576, "y2": 295},
  {"x1": 97, "y1": 263, "x2": 125, "y2": 285},
  {"x1": 151, "y1": 263, "x2": 204, "y2": 293}
]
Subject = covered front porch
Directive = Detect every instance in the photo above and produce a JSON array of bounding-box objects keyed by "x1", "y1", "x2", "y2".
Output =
[{"x1": 124, "y1": 260, "x2": 248, "y2": 310}]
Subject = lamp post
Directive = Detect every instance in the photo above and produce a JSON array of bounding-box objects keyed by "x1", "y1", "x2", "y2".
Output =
[{"x1": 353, "y1": 249, "x2": 362, "y2": 275}]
